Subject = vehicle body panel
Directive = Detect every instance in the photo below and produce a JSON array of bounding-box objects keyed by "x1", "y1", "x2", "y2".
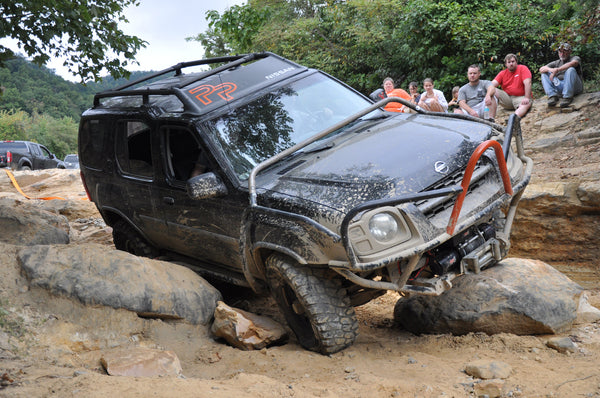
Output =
[{"x1": 79, "y1": 52, "x2": 531, "y2": 298}]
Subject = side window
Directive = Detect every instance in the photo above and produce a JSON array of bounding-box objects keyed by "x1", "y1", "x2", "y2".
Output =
[
  {"x1": 79, "y1": 119, "x2": 107, "y2": 169},
  {"x1": 30, "y1": 144, "x2": 42, "y2": 157},
  {"x1": 163, "y1": 127, "x2": 209, "y2": 183},
  {"x1": 116, "y1": 120, "x2": 153, "y2": 178},
  {"x1": 40, "y1": 146, "x2": 52, "y2": 158}
]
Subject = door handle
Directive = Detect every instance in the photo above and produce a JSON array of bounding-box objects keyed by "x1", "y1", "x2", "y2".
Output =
[{"x1": 163, "y1": 196, "x2": 175, "y2": 205}]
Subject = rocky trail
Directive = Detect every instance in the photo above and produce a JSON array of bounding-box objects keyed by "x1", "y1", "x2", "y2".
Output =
[{"x1": 0, "y1": 93, "x2": 599, "y2": 398}]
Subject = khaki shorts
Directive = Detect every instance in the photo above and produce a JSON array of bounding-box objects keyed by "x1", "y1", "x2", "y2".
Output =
[
  {"x1": 496, "y1": 89, "x2": 523, "y2": 110},
  {"x1": 471, "y1": 98, "x2": 497, "y2": 118}
]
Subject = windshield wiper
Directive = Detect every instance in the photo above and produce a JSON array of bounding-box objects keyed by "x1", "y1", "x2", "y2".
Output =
[{"x1": 302, "y1": 142, "x2": 335, "y2": 154}]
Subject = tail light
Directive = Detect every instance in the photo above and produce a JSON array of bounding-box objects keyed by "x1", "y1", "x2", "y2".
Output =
[
  {"x1": 7, "y1": 151, "x2": 12, "y2": 163},
  {"x1": 80, "y1": 170, "x2": 92, "y2": 201}
]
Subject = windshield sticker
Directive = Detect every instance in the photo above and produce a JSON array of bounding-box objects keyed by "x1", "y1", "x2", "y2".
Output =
[
  {"x1": 265, "y1": 67, "x2": 295, "y2": 80},
  {"x1": 189, "y1": 83, "x2": 237, "y2": 105}
]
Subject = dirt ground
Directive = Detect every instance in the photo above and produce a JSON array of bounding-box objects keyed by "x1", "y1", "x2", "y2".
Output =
[{"x1": 1, "y1": 96, "x2": 600, "y2": 397}]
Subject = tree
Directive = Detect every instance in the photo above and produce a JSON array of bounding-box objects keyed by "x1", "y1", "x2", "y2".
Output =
[
  {"x1": 0, "y1": 0, "x2": 146, "y2": 82},
  {"x1": 192, "y1": 0, "x2": 600, "y2": 96}
]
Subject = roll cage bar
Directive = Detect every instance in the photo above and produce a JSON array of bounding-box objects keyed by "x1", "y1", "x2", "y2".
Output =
[{"x1": 248, "y1": 96, "x2": 530, "y2": 237}]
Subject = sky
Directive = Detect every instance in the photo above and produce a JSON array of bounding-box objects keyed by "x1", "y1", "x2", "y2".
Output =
[{"x1": 2, "y1": 0, "x2": 246, "y2": 82}]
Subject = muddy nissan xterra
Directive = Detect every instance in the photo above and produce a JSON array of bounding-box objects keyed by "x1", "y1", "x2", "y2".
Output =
[{"x1": 79, "y1": 53, "x2": 532, "y2": 354}]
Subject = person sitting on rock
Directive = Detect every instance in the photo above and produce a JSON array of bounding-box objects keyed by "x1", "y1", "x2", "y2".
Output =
[
  {"x1": 417, "y1": 78, "x2": 448, "y2": 113},
  {"x1": 539, "y1": 42, "x2": 584, "y2": 108},
  {"x1": 382, "y1": 77, "x2": 412, "y2": 113},
  {"x1": 487, "y1": 53, "x2": 533, "y2": 118},
  {"x1": 455, "y1": 64, "x2": 497, "y2": 120}
]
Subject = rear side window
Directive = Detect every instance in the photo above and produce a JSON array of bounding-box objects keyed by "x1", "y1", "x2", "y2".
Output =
[
  {"x1": 0, "y1": 142, "x2": 28, "y2": 152},
  {"x1": 79, "y1": 119, "x2": 107, "y2": 169},
  {"x1": 115, "y1": 120, "x2": 153, "y2": 178}
]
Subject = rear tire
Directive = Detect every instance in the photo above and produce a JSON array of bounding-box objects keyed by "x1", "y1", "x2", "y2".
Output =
[
  {"x1": 112, "y1": 220, "x2": 159, "y2": 258},
  {"x1": 265, "y1": 253, "x2": 358, "y2": 354}
]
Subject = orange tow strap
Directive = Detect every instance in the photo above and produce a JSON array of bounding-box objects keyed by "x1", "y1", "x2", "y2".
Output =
[{"x1": 3, "y1": 168, "x2": 73, "y2": 201}]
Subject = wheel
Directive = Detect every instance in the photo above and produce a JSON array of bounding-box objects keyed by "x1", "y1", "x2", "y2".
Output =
[
  {"x1": 265, "y1": 253, "x2": 358, "y2": 354},
  {"x1": 18, "y1": 165, "x2": 31, "y2": 171},
  {"x1": 112, "y1": 220, "x2": 159, "y2": 258}
]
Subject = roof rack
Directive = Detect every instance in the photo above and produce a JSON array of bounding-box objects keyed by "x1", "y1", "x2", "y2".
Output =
[{"x1": 92, "y1": 52, "x2": 273, "y2": 108}]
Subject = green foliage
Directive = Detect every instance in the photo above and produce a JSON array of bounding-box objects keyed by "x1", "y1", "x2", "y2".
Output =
[
  {"x1": 0, "y1": 0, "x2": 147, "y2": 82},
  {"x1": 187, "y1": 4, "x2": 270, "y2": 57},
  {"x1": 0, "y1": 56, "x2": 159, "y2": 158},
  {"x1": 0, "y1": 299, "x2": 26, "y2": 339},
  {"x1": 0, "y1": 110, "x2": 28, "y2": 141},
  {"x1": 0, "y1": 110, "x2": 78, "y2": 159},
  {"x1": 193, "y1": 0, "x2": 600, "y2": 98},
  {"x1": 0, "y1": 57, "x2": 93, "y2": 120}
]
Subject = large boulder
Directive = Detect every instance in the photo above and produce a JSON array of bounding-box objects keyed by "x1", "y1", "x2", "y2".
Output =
[
  {"x1": 0, "y1": 197, "x2": 69, "y2": 245},
  {"x1": 394, "y1": 258, "x2": 583, "y2": 335},
  {"x1": 17, "y1": 244, "x2": 222, "y2": 325}
]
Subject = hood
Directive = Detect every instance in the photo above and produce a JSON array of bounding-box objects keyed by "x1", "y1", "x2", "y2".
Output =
[{"x1": 259, "y1": 114, "x2": 493, "y2": 215}]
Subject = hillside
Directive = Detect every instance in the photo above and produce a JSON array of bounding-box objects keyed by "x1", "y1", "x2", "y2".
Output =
[{"x1": 0, "y1": 57, "x2": 156, "y2": 121}]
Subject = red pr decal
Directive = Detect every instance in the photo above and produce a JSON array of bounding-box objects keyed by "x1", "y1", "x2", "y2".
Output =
[{"x1": 189, "y1": 83, "x2": 237, "y2": 105}]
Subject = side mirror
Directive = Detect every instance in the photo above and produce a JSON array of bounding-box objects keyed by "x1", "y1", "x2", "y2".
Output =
[
  {"x1": 186, "y1": 172, "x2": 228, "y2": 200},
  {"x1": 369, "y1": 88, "x2": 386, "y2": 101}
]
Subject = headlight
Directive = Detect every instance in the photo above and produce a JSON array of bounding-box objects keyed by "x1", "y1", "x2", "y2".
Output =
[{"x1": 369, "y1": 213, "x2": 399, "y2": 242}]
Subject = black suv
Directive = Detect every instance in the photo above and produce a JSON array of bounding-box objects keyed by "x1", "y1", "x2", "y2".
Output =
[
  {"x1": 0, "y1": 140, "x2": 65, "y2": 170},
  {"x1": 79, "y1": 53, "x2": 532, "y2": 354}
]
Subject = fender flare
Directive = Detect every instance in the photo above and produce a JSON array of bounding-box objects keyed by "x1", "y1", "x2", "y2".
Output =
[{"x1": 240, "y1": 205, "x2": 341, "y2": 293}]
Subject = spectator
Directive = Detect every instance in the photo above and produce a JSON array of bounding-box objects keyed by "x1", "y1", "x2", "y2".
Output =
[
  {"x1": 456, "y1": 64, "x2": 497, "y2": 120},
  {"x1": 382, "y1": 77, "x2": 412, "y2": 113},
  {"x1": 539, "y1": 42, "x2": 584, "y2": 107},
  {"x1": 447, "y1": 86, "x2": 460, "y2": 113},
  {"x1": 408, "y1": 81, "x2": 421, "y2": 105},
  {"x1": 487, "y1": 53, "x2": 532, "y2": 118},
  {"x1": 417, "y1": 78, "x2": 448, "y2": 112}
]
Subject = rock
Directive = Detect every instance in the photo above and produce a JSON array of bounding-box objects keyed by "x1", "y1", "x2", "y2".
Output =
[
  {"x1": 464, "y1": 360, "x2": 512, "y2": 379},
  {"x1": 576, "y1": 181, "x2": 600, "y2": 207},
  {"x1": 546, "y1": 337, "x2": 578, "y2": 354},
  {"x1": 100, "y1": 347, "x2": 182, "y2": 377},
  {"x1": 0, "y1": 197, "x2": 69, "y2": 245},
  {"x1": 17, "y1": 244, "x2": 222, "y2": 325},
  {"x1": 473, "y1": 379, "x2": 505, "y2": 398},
  {"x1": 511, "y1": 182, "x2": 600, "y2": 284},
  {"x1": 575, "y1": 292, "x2": 600, "y2": 324},
  {"x1": 394, "y1": 258, "x2": 583, "y2": 335},
  {"x1": 211, "y1": 301, "x2": 288, "y2": 350}
]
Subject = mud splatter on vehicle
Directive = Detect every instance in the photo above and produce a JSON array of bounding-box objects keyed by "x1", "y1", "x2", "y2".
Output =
[{"x1": 79, "y1": 53, "x2": 532, "y2": 354}]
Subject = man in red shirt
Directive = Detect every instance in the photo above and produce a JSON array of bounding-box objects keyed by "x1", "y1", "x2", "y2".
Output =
[{"x1": 487, "y1": 54, "x2": 532, "y2": 118}]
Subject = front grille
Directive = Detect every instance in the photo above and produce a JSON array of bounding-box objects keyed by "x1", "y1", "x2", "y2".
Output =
[{"x1": 416, "y1": 163, "x2": 490, "y2": 220}]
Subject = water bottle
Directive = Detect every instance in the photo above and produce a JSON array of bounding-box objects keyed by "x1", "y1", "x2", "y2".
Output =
[{"x1": 483, "y1": 106, "x2": 489, "y2": 119}]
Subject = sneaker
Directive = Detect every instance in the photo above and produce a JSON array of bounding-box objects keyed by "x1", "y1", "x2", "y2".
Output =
[
  {"x1": 559, "y1": 97, "x2": 573, "y2": 108},
  {"x1": 547, "y1": 96, "x2": 559, "y2": 106}
]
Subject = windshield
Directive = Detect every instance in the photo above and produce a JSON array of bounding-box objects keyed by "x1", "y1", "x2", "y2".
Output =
[{"x1": 203, "y1": 73, "x2": 375, "y2": 180}]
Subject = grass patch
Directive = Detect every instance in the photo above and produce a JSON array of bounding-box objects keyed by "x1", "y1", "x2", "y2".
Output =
[{"x1": 0, "y1": 299, "x2": 26, "y2": 339}]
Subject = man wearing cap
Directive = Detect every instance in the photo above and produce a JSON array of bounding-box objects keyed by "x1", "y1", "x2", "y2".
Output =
[
  {"x1": 487, "y1": 53, "x2": 533, "y2": 118},
  {"x1": 539, "y1": 42, "x2": 584, "y2": 107}
]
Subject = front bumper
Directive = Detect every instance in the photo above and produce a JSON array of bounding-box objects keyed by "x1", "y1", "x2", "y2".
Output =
[{"x1": 329, "y1": 118, "x2": 533, "y2": 295}]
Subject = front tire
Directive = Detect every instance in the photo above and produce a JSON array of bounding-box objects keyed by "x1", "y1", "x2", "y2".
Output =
[
  {"x1": 265, "y1": 253, "x2": 358, "y2": 354},
  {"x1": 112, "y1": 220, "x2": 159, "y2": 258}
]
